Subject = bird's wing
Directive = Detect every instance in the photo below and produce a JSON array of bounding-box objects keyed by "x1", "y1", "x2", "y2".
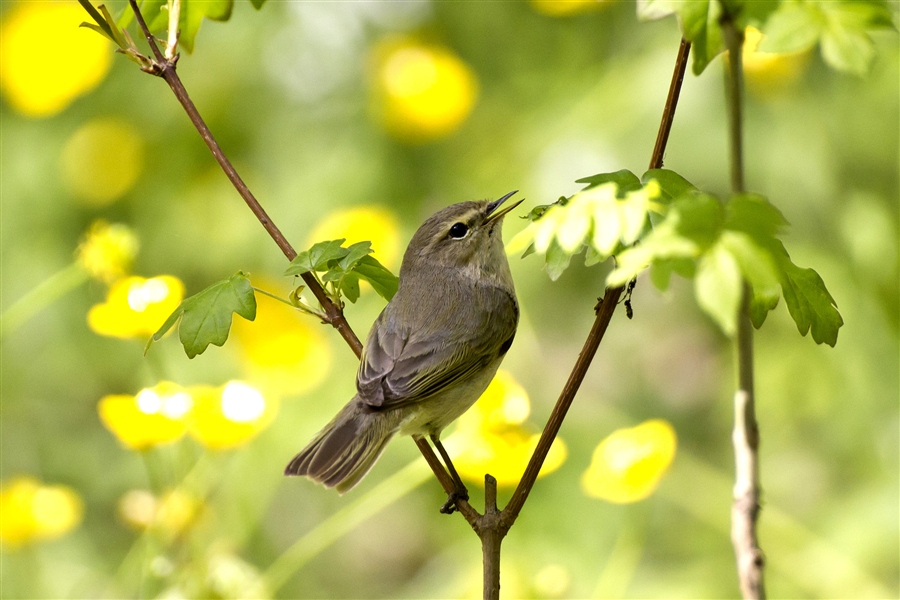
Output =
[{"x1": 357, "y1": 288, "x2": 517, "y2": 411}]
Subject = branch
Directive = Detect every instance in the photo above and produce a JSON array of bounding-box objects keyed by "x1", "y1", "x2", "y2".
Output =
[
  {"x1": 503, "y1": 37, "x2": 692, "y2": 527},
  {"x1": 722, "y1": 13, "x2": 766, "y2": 599},
  {"x1": 127, "y1": 0, "x2": 362, "y2": 356}
]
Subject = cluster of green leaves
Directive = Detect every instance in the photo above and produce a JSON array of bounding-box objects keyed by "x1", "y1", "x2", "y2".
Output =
[
  {"x1": 637, "y1": 0, "x2": 895, "y2": 75},
  {"x1": 284, "y1": 239, "x2": 399, "y2": 305},
  {"x1": 511, "y1": 170, "x2": 843, "y2": 346},
  {"x1": 147, "y1": 271, "x2": 256, "y2": 358},
  {"x1": 145, "y1": 240, "x2": 398, "y2": 359},
  {"x1": 507, "y1": 170, "x2": 657, "y2": 281},
  {"x1": 78, "y1": 0, "x2": 266, "y2": 56}
]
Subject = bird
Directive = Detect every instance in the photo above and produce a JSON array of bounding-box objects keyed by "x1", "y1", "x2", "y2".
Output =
[{"x1": 285, "y1": 191, "x2": 523, "y2": 511}]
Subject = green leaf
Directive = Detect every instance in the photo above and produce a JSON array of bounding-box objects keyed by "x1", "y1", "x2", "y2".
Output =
[
  {"x1": 284, "y1": 239, "x2": 349, "y2": 276},
  {"x1": 248, "y1": 0, "x2": 267, "y2": 8},
  {"x1": 641, "y1": 169, "x2": 698, "y2": 203},
  {"x1": 576, "y1": 170, "x2": 642, "y2": 196},
  {"x1": 694, "y1": 241, "x2": 742, "y2": 336},
  {"x1": 670, "y1": 193, "x2": 725, "y2": 250},
  {"x1": 775, "y1": 246, "x2": 843, "y2": 346},
  {"x1": 147, "y1": 272, "x2": 256, "y2": 358},
  {"x1": 725, "y1": 193, "x2": 788, "y2": 242},
  {"x1": 545, "y1": 240, "x2": 572, "y2": 282},
  {"x1": 719, "y1": 231, "x2": 780, "y2": 301},
  {"x1": 338, "y1": 241, "x2": 373, "y2": 271},
  {"x1": 748, "y1": 290, "x2": 780, "y2": 329},
  {"x1": 353, "y1": 255, "x2": 399, "y2": 301},
  {"x1": 340, "y1": 274, "x2": 361, "y2": 304},
  {"x1": 668, "y1": 0, "x2": 725, "y2": 75},
  {"x1": 758, "y1": 1, "x2": 824, "y2": 54}
]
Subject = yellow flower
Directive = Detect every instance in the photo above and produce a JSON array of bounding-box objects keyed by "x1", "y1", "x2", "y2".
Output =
[
  {"x1": 0, "y1": 476, "x2": 83, "y2": 549},
  {"x1": 447, "y1": 371, "x2": 567, "y2": 487},
  {"x1": 530, "y1": 0, "x2": 608, "y2": 17},
  {"x1": 188, "y1": 381, "x2": 277, "y2": 450},
  {"x1": 581, "y1": 419, "x2": 677, "y2": 503},
  {"x1": 0, "y1": 1, "x2": 112, "y2": 117},
  {"x1": 742, "y1": 26, "x2": 810, "y2": 97},
  {"x1": 307, "y1": 206, "x2": 402, "y2": 271},
  {"x1": 60, "y1": 118, "x2": 145, "y2": 206},
  {"x1": 231, "y1": 289, "x2": 332, "y2": 396},
  {"x1": 370, "y1": 38, "x2": 478, "y2": 143},
  {"x1": 76, "y1": 220, "x2": 139, "y2": 283},
  {"x1": 98, "y1": 382, "x2": 192, "y2": 450},
  {"x1": 88, "y1": 275, "x2": 184, "y2": 339},
  {"x1": 118, "y1": 489, "x2": 201, "y2": 536}
]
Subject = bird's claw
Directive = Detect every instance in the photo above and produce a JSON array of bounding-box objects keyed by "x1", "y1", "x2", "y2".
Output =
[{"x1": 439, "y1": 487, "x2": 469, "y2": 515}]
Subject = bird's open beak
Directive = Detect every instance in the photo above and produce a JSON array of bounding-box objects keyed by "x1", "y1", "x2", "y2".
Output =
[{"x1": 485, "y1": 190, "x2": 525, "y2": 222}]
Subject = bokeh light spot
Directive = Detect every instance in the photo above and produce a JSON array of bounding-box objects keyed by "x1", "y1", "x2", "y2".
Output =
[
  {"x1": 0, "y1": 476, "x2": 83, "y2": 549},
  {"x1": 371, "y1": 38, "x2": 478, "y2": 143},
  {"x1": 581, "y1": 419, "x2": 677, "y2": 503},
  {"x1": 0, "y1": 1, "x2": 112, "y2": 117},
  {"x1": 60, "y1": 117, "x2": 145, "y2": 206}
]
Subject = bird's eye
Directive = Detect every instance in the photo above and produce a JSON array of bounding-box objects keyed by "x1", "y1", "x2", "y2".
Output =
[{"x1": 448, "y1": 222, "x2": 469, "y2": 239}]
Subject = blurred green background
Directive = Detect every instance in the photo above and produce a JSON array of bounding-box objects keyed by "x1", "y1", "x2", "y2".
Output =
[{"x1": 1, "y1": 1, "x2": 897, "y2": 598}]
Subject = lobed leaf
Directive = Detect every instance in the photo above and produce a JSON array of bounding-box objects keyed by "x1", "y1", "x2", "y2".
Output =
[
  {"x1": 147, "y1": 272, "x2": 256, "y2": 358},
  {"x1": 774, "y1": 244, "x2": 843, "y2": 346},
  {"x1": 353, "y1": 255, "x2": 399, "y2": 301},
  {"x1": 576, "y1": 169, "x2": 642, "y2": 196},
  {"x1": 694, "y1": 241, "x2": 742, "y2": 336},
  {"x1": 284, "y1": 239, "x2": 348, "y2": 276}
]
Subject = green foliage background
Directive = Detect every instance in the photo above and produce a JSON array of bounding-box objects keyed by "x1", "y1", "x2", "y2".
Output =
[{"x1": 1, "y1": 1, "x2": 898, "y2": 598}]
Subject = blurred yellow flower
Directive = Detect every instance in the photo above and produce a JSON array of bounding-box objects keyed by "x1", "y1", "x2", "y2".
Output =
[
  {"x1": 188, "y1": 381, "x2": 277, "y2": 450},
  {"x1": 0, "y1": 1, "x2": 112, "y2": 117},
  {"x1": 371, "y1": 38, "x2": 478, "y2": 143},
  {"x1": 0, "y1": 476, "x2": 83, "y2": 549},
  {"x1": 307, "y1": 206, "x2": 402, "y2": 270},
  {"x1": 99, "y1": 382, "x2": 192, "y2": 450},
  {"x1": 88, "y1": 275, "x2": 184, "y2": 339},
  {"x1": 231, "y1": 289, "x2": 332, "y2": 396},
  {"x1": 742, "y1": 26, "x2": 810, "y2": 96},
  {"x1": 118, "y1": 489, "x2": 201, "y2": 535},
  {"x1": 76, "y1": 220, "x2": 139, "y2": 283},
  {"x1": 447, "y1": 371, "x2": 567, "y2": 487},
  {"x1": 61, "y1": 117, "x2": 145, "y2": 206},
  {"x1": 581, "y1": 419, "x2": 677, "y2": 503},
  {"x1": 530, "y1": 0, "x2": 608, "y2": 17}
]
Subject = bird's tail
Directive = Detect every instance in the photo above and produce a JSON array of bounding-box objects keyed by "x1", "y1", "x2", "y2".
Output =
[{"x1": 284, "y1": 398, "x2": 396, "y2": 493}]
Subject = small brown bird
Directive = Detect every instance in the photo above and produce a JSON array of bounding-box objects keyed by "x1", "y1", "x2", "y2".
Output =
[{"x1": 285, "y1": 192, "x2": 522, "y2": 508}]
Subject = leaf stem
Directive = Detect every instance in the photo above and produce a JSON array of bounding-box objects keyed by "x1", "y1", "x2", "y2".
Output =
[{"x1": 722, "y1": 12, "x2": 766, "y2": 599}]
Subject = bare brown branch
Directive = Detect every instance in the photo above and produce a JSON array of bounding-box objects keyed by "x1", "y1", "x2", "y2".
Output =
[{"x1": 722, "y1": 14, "x2": 766, "y2": 598}]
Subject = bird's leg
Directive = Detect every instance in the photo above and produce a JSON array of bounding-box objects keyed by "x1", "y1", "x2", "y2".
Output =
[{"x1": 430, "y1": 434, "x2": 469, "y2": 514}]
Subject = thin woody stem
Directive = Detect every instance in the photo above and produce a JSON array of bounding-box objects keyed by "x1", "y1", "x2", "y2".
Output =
[
  {"x1": 722, "y1": 14, "x2": 765, "y2": 599},
  {"x1": 127, "y1": 0, "x2": 362, "y2": 357},
  {"x1": 503, "y1": 38, "x2": 691, "y2": 526}
]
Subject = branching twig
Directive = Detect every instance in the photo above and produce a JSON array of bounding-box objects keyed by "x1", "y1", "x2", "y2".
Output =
[
  {"x1": 722, "y1": 14, "x2": 766, "y2": 599},
  {"x1": 118, "y1": 4, "x2": 694, "y2": 596}
]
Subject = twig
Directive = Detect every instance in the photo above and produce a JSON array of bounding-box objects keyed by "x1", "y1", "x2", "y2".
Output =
[
  {"x1": 126, "y1": 0, "x2": 362, "y2": 356},
  {"x1": 503, "y1": 37, "x2": 691, "y2": 528},
  {"x1": 122, "y1": 0, "x2": 469, "y2": 505},
  {"x1": 722, "y1": 13, "x2": 766, "y2": 599}
]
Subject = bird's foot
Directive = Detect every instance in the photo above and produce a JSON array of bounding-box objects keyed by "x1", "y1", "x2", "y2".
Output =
[{"x1": 439, "y1": 486, "x2": 469, "y2": 515}]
